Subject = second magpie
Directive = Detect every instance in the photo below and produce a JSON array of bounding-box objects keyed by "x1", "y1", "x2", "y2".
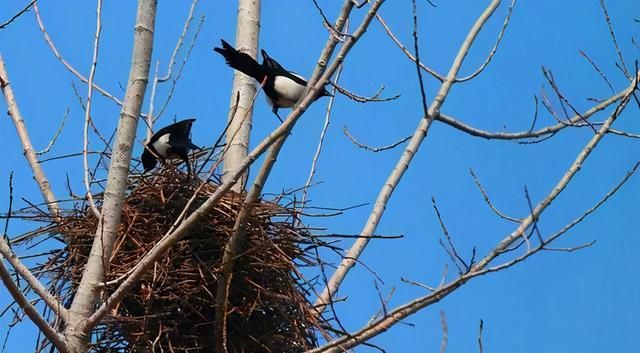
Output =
[{"x1": 214, "y1": 39, "x2": 332, "y2": 120}]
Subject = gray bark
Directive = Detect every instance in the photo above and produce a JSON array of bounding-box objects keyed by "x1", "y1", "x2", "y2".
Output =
[
  {"x1": 221, "y1": 0, "x2": 261, "y2": 192},
  {"x1": 64, "y1": 1, "x2": 157, "y2": 351}
]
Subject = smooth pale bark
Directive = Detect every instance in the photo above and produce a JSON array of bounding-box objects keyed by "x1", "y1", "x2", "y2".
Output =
[
  {"x1": 64, "y1": 1, "x2": 157, "y2": 351},
  {"x1": 221, "y1": 0, "x2": 261, "y2": 192},
  {"x1": 0, "y1": 56, "x2": 60, "y2": 222}
]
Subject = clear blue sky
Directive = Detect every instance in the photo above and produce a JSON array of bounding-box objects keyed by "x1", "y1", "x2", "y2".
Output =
[{"x1": 1, "y1": 0, "x2": 638, "y2": 352}]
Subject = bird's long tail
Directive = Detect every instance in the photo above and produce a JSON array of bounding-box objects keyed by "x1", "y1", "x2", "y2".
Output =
[{"x1": 214, "y1": 39, "x2": 266, "y2": 83}]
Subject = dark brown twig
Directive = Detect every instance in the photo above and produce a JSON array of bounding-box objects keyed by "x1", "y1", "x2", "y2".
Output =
[{"x1": 0, "y1": 0, "x2": 37, "y2": 30}]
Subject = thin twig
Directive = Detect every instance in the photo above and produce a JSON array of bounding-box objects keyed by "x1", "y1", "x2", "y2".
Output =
[
  {"x1": 469, "y1": 169, "x2": 521, "y2": 222},
  {"x1": 375, "y1": 13, "x2": 446, "y2": 81},
  {"x1": 434, "y1": 78, "x2": 634, "y2": 141},
  {"x1": 301, "y1": 62, "x2": 344, "y2": 211},
  {"x1": 83, "y1": 0, "x2": 104, "y2": 219},
  {"x1": 36, "y1": 108, "x2": 69, "y2": 155},
  {"x1": 439, "y1": 311, "x2": 448, "y2": 353},
  {"x1": 343, "y1": 126, "x2": 411, "y2": 152},
  {"x1": 330, "y1": 82, "x2": 399, "y2": 103},
  {"x1": 477, "y1": 320, "x2": 484, "y2": 353},
  {"x1": 456, "y1": 0, "x2": 516, "y2": 82},
  {"x1": 579, "y1": 50, "x2": 615, "y2": 93},
  {"x1": 401, "y1": 277, "x2": 435, "y2": 291},
  {"x1": 599, "y1": 0, "x2": 631, "y2": 80},
  {"x1": 412, "y1": 0, "x2": 428, "y2": 114},
  {"x1": 0, "y1": 0, "x2": 37, "y2": 30}
]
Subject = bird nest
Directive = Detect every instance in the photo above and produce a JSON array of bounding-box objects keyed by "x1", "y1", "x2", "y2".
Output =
[{"x1": 47, "y1": 168, "x2": 324, "y2": 352}]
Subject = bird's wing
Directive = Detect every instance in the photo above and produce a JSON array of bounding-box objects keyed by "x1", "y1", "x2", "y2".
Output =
[
  {"x1": 150, "y1": 119, "x2": 195, "y2": 143},
  {"x1": 283, "y1": 71, "x2": 309, "y2": 86},
  {"x1": 214, "y1": 39, "x2": 266, "y2": 82},
  {"x1": 168, "y1": 134, "x2": 199, "y2": 151}
]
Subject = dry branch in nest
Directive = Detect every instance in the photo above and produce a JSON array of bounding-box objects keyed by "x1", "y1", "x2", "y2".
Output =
[{"x1": 26, "y1": 168, "x2": 324, "y2": 353}]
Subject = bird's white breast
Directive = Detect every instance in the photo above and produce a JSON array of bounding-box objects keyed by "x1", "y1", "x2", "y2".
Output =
[
  {"x1": 273, "y1": 75, "x2": 306, "y2": 107},
  {"x1": 152, "y1": 133, "x2": 171, "y2": 158}
]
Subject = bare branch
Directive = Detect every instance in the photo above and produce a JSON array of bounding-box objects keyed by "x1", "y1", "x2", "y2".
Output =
[
  {"x1": 544, "y1": 240, "x2": 596, "y2": 252},
  {"x1": 434, "y1": 77, "x2": 635, "y2": 140},
  {"x1": 33, "y1": 3, "x2": 128, "y2": 110},
  {"x1": 579, "y1": 50, "x2": 615, "y2": 93},
  {"x1": 544, "y1": 160, "x2": 640, "y2": 245},
  {"x1": 0, "y1": 0, "x2": 37, "y2": 30},
  {"x1": 0, "y1": 260, "x2": 70, "y2": 353},
  {"x1": 36, "y1": 108, "x2": 69, "y2": 156},
  {"x1": 400, "y1": 277, "x2": 435, "y2": 292},
  {"x1": 152, "y1": 13, "x2": 204, "y2": 122},
  {"x1": 599, "y1": 0, "x2": 631, "y2": 79},
  {"x1": 330, "y1": 82, "x2": 400, "y2": 103},
  {"x1": 411, "y1": 0, "x2": 428, "y2": 114},
  {"x1": 477, "y1": 320, "x2": 484, "y2": 353},
  {"x1": 432, "y1": 196, "x2": 469, "y2": 274},
  {"x1": 469, "y1": 169, "x2": 521, "y2": 222},
  {"x1": 375, "y1": 13, "x2": 446, "y2": 82},
  {"x1": 0, "y1": 238, "x2": 69, "y2": 323},
  {"x1": 439, "y1": 311, "x2": 448, "y2": 353},
  {"x1": 456, "y1": 0, "x2": 516, "y2": 82},
  {"x1": 83, "y1": 0, "x2": 103, "y2": 219},
  {"x1": 301, "y1": 61, "x2": 344, "y2": 210},
  {"x1": 0, "y1": 56, "x2": 61, "y2": 222},
  {"x1": 343, "y1": 126, "x2": 411, "y2": 152}
]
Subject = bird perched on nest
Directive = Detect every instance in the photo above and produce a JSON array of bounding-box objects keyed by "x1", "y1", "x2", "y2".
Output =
[
  {"x1": 141, "y1": 119, "x2": 201, "y2": 177},
  {"x1": 214, "y1": 39, "x2": 332, "y2": 121}
]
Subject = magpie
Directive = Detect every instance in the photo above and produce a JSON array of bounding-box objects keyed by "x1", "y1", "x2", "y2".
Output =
[
  {"x1": 214, "y1": 39, "x2": 332, "y2": 120},
  {"x1": 141, "y1": 119, "x2": 201, "y2": 177}
]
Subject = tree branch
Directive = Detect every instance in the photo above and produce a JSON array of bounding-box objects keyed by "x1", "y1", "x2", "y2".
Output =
[
  {"x1": 0, "y1": 259, "x2": 70, "y2": 353},
  {"x1": 0, "y1": 56, "x2": 60, "y2": 222},
  {"x1": 0, "y1": 0, "x2": 37, "y2": 30},
  {"x1": 0, "y1": 237, "x2": 69, "y2": 323},
  {"x1": 434, "y1": 77, "x2": 634, "y2": 140}
]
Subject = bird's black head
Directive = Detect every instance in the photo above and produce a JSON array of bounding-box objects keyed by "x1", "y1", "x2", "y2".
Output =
[{"x1": 141, "y1": 147, "x2": 158, "y2": 173}]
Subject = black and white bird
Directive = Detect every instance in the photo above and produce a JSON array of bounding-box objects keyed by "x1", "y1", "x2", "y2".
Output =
[
  {"x1": 141, "y1": 119, "x2": 201, "y2": 176},
  {"x1": 214, "y1": 39, "x2": 332, "y2": 120}
]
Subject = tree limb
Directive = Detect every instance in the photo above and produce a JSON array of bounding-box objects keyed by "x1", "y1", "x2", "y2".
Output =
[{"x1": 0, "y1": 56, "x2": 60, "y2": 222}]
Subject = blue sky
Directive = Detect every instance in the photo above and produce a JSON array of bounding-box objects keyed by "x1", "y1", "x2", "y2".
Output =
[{"x1": 1, "y1": 0, "x2": 638, "y2": 352}]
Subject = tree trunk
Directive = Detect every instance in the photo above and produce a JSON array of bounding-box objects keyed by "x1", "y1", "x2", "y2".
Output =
[
  {"x1": 64, "y1": 1, "x2": 157, "y2": 351},
  {"x1": 221, "y1": 0, "x2": 261, "y2": 193}
]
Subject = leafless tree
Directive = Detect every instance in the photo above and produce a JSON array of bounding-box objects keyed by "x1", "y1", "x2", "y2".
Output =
[{"x1": 0, "y1": 0, "x2": 638, "y2": 352}]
